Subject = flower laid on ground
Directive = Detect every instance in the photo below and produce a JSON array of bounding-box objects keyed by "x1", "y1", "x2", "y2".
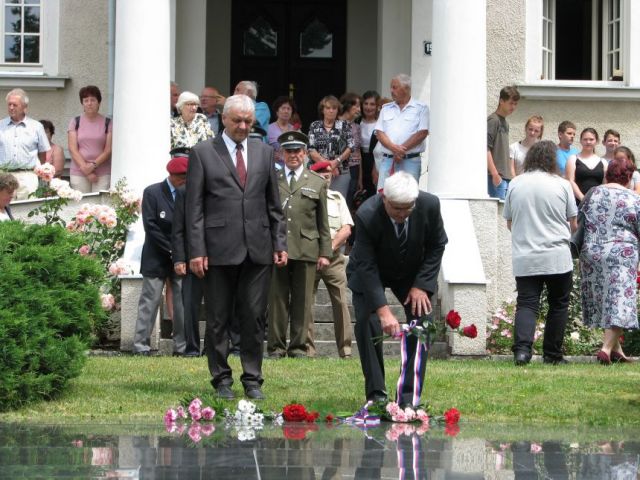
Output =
[
  {"x1": 282, "y1": 403, "x2": 319, "y2": 423},
  {"x1": 230, "y1": 399, "x2": 264, "y2": 426},
  {"x1": 445, "y1": 309, "x2": 478, "y2": 339},
  {"x1": 443, "y1": 408, "x2": 460, "y2": 425}
]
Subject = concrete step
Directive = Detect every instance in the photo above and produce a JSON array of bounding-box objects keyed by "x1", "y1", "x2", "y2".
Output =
[
  {"x1": 314, "y1": 284, "x2": 402, "y2": 306},
  {"x1": 158, "y1": 338, "x2": 448, "y2": 359}
]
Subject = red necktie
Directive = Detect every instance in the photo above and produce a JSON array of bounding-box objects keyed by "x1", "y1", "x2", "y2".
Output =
[{"x1": 236, "y1": 143, "x2": 246, "y2": 188}]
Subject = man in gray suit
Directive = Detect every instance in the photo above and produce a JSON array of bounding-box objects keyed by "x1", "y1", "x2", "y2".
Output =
[{"x1": 185, "y1": 94, "x2": 287, "y2": 400}]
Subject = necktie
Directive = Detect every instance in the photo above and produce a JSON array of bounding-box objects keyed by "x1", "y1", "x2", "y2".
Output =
[
  {"x1": 236, "y1": 143, "x2": 247, "y2": 188},
  {"x1": 289, "y1": 170, "x2": 297, "y2": 190},
  {"x1": 397, "y1": 221, "x2": 408, "y2": 257}
]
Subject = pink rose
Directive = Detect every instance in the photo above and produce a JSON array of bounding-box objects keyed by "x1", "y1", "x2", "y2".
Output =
[
  {"x1": 201, "y1": 407, "x2": 215, "y2": 420},
  {"x1": 164, "y1": 408, "x2": 178, "y2": 426},
  {"x1": 100, "y1": 294, "x2": 115, "y2": 311},
  {"x1": 392, "y1": 410, "x2": 408, "y2": 423},
  {"x1": 403, "y1": 407, "x2": 416, "y2": 421},
  {"x1": 385, "y1": 402, "x2": 400, "y2": 416},
  {"x1": 189, "y1": 398, "x2": 203, "y2": 409},
  {"x1": 416, "y1": 409, "x2": 429, "y2": 423},
  {"x1": 78, "y1": 245, "x2": 91, "y2": 256}
]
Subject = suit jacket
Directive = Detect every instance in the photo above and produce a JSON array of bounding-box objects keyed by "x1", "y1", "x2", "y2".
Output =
[
  {"x1": 171, "y1": 185, "x2": 187, "y2": 265},
  {"x1": 185, "y1": 135, "x2": 287, "y2": 265},
  {"x1": 277, "y1": 168, "x2": 332, "y2": 262},
  {"x1": 140, "y1": 179, "x2": 175, "y2": 277},
  {"x1": 347, "y1": 192, "x2": 448, "y2": 311}
]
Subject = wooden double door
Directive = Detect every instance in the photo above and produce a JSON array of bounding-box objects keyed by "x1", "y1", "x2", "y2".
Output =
[{"x1": 231, "y1": 0, "x2": 346, "y2": 132}]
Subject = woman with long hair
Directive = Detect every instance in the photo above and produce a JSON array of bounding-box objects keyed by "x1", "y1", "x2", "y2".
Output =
[{"x1": 566, "y1": 127, "x2": 607, "y2": 204}]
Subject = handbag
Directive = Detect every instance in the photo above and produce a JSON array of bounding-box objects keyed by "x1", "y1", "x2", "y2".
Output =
[{"x1": 569, "y1": 188, "x2": 594, "y2": 259}]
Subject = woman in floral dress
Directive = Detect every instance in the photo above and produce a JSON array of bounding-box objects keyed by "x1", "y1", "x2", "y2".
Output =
[
  {"x1": 579, "y1": 153, "x2": 640, "y2": 364},
  {"x1": 170, "y1": 91, "x2": 214, "y2": 149}
]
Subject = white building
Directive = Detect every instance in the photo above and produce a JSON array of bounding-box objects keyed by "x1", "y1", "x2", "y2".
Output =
[{"x1": 5, "y1": 0, "x2": 640, "y2": 353}]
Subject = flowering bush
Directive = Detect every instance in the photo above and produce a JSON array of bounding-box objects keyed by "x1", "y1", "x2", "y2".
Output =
[
  {"x1": 487, "y1": 296, "x2": 603, "y2": 356},
  {"x1": 28, "y1": 165, "x2": 83, "y2": 227}
]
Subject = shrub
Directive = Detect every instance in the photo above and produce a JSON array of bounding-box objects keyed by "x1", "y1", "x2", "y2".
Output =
[
  {"x1": 0, "y1": 222, "x2": 107, "y2": 411},
  {"x1": 487, "y1": 265, "x2": 633, "y2": 356}
]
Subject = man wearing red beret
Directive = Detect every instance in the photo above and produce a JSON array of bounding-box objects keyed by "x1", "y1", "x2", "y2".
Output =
[{"x1": 132, "y1": 155, "x2": 188, "y2": 356}]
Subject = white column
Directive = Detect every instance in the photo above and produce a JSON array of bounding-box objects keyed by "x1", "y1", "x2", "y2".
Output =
[
  {"x1": 111, "y1": 0, "x2": 171, "y2": 195},
  {"x1": 427, "y1": 0, "x2": 487, "y2": 198},
  {"x1": 175, "y1": 0, "x2": 207, "y2": 93}
]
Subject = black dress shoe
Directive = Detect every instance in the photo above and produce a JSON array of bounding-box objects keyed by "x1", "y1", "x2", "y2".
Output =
[
  {"x1": 543, "y1": 356, "x2": 568, "y2": 365},
  {"x1": 514, "y1": 351, "x2": 531, "y2": 365},
  {"x1": 287, "y1": 352, "x2": 306, "y2": 359},
  {"x1": 367, "y1": 392, "x2": 388, "y2": 404},
  {"x1": 215, "y1": 385, "x2": 235, "y2": 399},
  {"x1": 183, "y1": 352, "x2": 200, "y2": 358},
  {"x1": 244, "y1": 387, "x2": 265, "y2": 400}
]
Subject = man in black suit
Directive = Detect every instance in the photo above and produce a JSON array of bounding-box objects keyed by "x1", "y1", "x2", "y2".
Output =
[
  {"x1": 348, "y1": 171, "x2": 447, "y2": 407},
  {"x1": 185, "y1": 94, "x2": 287, "y2": 400},
  {"x1": 133, "y1": 157, "x2": 187, "y2": 356},
  {"x1": 170, "y1": 147, "x2": 203, "y2": 358}
]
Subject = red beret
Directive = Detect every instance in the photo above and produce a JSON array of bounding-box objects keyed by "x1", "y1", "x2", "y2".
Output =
[
  {"x1": 310, "y1": 161, "x2": 332, "y2": 173},
  {"x1": 166, "y1": 156, "x2": 188, "y2": 175}
]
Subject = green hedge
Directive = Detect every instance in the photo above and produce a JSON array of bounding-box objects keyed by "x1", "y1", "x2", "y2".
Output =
[{"x1": 0, "y1": 222, "x2": 106, "y2": 411}]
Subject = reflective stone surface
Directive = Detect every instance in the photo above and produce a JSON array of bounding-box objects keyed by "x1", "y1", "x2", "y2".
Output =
[{"x1": 1, "y1": 422, "x2": 639, "y2": 479}]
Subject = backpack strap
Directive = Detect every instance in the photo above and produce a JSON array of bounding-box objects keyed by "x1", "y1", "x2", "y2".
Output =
[
  {"x1": 74, "y1": 116, "x2": 80, "y2": 131},
  {"x1": 105, "y1": 117, "x2": 111, "y2": 134}
]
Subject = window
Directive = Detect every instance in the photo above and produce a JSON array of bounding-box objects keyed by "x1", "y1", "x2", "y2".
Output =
[
  {"x1": 242, "y1": 16, "x2": 277, "y2": 57},
  {"x1": 3, "y1": 0, "x2": 41, "y2": 64},
  {"x1": 539, "y1": 0, "x2": 622, "y2": 81}
]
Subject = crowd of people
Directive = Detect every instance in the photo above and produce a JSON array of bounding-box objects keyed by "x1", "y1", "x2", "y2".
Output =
[
  {"x1": 496, "y1": 86, "x2": 640, "y2": 366},
  {"x1": 1, "y1": 75, "x2": 638, "y2": 405},
  {"x1": 129, "y1": 75, "x2": 440, "y2": 406}
]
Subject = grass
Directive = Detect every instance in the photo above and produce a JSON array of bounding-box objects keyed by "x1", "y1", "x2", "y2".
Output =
[{"x1": 1, "y1": 356, "x2": 639, "y2": 427}]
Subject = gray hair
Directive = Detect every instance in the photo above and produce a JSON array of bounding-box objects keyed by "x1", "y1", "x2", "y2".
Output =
[
  {"x1": 392, "y1": 73, "x2": 411, "y2": 89},
  {"x1": 6, "y1": 88, "x2": 28, "y2": 106},
  {"x1": 384, "y1": 171, "x2": 419, "y2": 203},
  {"x1": 0, "y1": 172, "x2": 18, "y2": 192},
  {"x1": 236, "y1": 80, "x2": 258, "y2": 99},
  {"x1": 175, "y1": 91, "x2": 200, "y2": 112},
  {"x1": 223, "y1": 94, "x2": 255, "y2": 115}
]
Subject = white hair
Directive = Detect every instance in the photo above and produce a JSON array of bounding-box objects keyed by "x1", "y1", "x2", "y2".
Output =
[
  {"x1": 392, "y1": 73, "x2": 411, "y2": 89},
  {"x1": 236, "y1": 80, "x2": 258, "y2": 99},
  {"x1": 383, "y1": 171, "x2": 419, "y2": 203},
  {"x1": 175, "y1": 91, "x2": 199, "y2": 112},
  {"x1": 6, "y1": 88, "x2": 29, "y2": 106},
  {"x1": 223, "y1": 94, "x2": 255, "y2": 115}
]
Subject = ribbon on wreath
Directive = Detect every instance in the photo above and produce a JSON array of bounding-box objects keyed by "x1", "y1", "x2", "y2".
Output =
[{"x1": 394, "y1": 319, "x2": 429, "y2": 409}]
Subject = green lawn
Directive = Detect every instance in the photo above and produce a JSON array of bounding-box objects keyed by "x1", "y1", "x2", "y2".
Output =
[{"x1": 1, "y1": 356, "x2": 639, "y2": 427}]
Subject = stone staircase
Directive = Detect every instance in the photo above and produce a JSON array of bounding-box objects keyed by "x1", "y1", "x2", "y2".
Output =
[{"x1": 159, "y1": 283, "x2": 445, "y2": 358}]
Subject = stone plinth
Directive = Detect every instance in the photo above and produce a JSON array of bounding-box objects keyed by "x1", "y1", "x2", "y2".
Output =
[{"x1": 120, "y1": 275, "x2": 159, "y2": 352}]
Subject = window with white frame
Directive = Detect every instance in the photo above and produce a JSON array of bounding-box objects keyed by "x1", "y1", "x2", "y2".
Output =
[
  {"x1": 539, "y1": 0, "x2": 622, "y2": 81},
  {"x1": 541, "y1": 0, "x2": 554, "y2": 80},
  {"x1": 2, "y1": 0, "x2": 41, "y2": 65}
]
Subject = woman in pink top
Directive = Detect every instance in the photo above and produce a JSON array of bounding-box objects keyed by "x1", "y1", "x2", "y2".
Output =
[
  {"x1": 68, "y1": 85, "x2": 113, "y2": 193},
  {"x1": 40, "y1": 120, "x2": 65, "y2": 178}
]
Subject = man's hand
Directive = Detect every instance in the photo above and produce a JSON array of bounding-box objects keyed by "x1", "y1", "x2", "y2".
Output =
[
  {"x1": 377, "y1": 305, "x2": 401, "y2": 336},
  {"x1": 274, "y1": 250, "x2": 288, "y2": 267},
  {"x1": 389, "y1": 143, "x2": 407, "y2": 158},
  {"x1": 404, "y1": 287, "x2": 432, "y2": 317},
  {"x1": 316, "y1": 256, "x2": 330, "y2": 271},
  {"x1": 174, "y1": 262, "x2": 187, "y2": 276},
  {"x1": 491, "y1": 171, "x2": 502, "y2": 187},
  {"x1": 189, "y1": 256, "x2": 208, "y2": 278}
]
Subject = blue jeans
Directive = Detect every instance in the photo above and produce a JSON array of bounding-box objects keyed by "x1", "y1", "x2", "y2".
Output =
[
  {"x1": 377, "y1": 157, "x2": 422, "y2": 190},
  {"x1": 487, "y1": 175, "x2": 509, "y2": 200}
]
